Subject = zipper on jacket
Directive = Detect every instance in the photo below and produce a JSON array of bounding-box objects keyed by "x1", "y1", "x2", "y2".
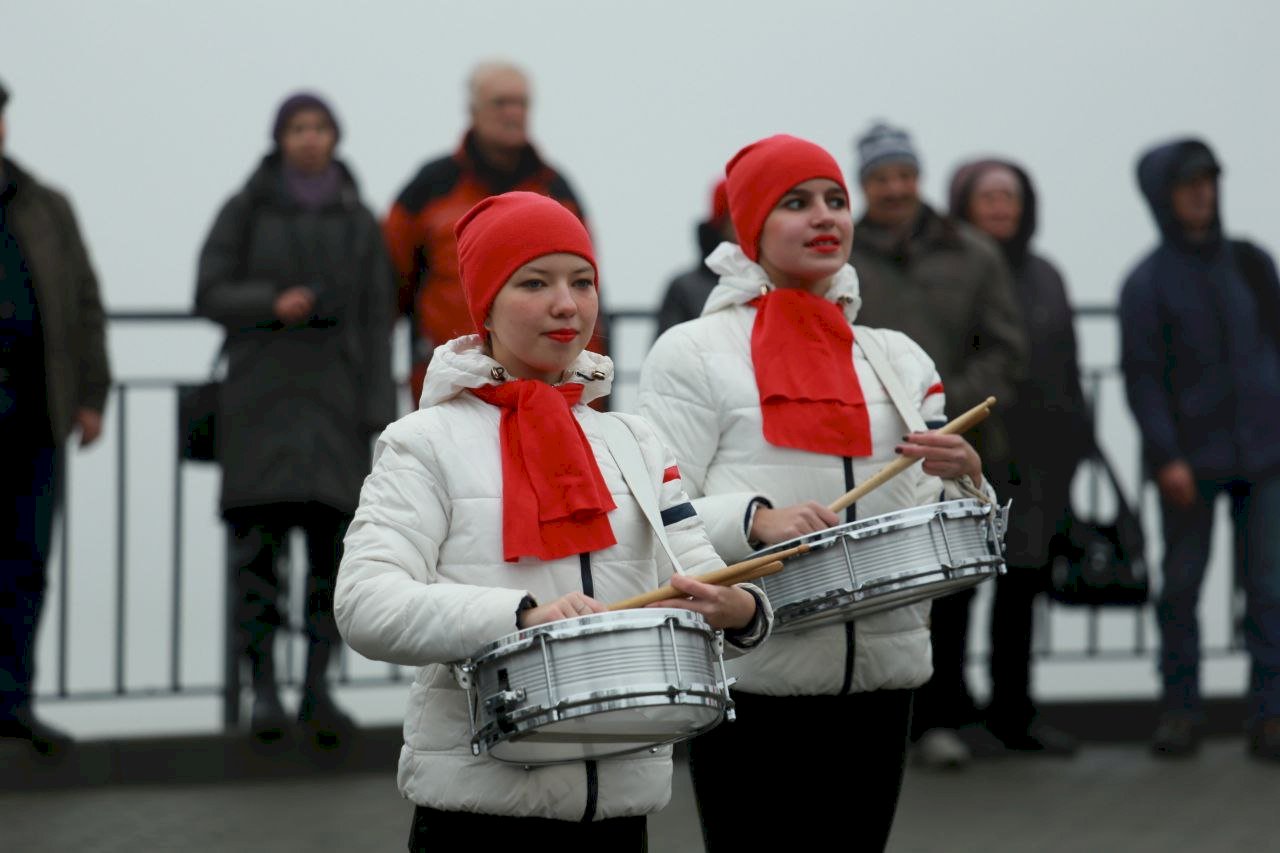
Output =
[
  {"x1": 577, "y1": 550, "x2": 600, "y2": 823},
  {"x1": 841, "y1": 622, "x2": 857, "y2": 695},
  {"x1": 581, "y1": 759, "x2": 599, "y2": 823},
  {"x1": 841, "y1": 457, "x2": 856, "y2": 523},
  {"x1": 578, "y1": 552, "x2": 594, "y2": 597},
  {"x1": 841, "y1": 457, "x2": 857, "y2": 694}
]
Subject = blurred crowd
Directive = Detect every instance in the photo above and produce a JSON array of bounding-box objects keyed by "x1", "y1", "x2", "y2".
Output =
[{"x1": 1, "y1": 59, "x2": 1278, "y2": 773}]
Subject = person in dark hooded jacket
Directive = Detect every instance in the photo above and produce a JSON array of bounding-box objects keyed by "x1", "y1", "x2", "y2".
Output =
[
  {"x1": 654, "y1": 179, "x2": 736, "y2": 338},
  {"x1": 195, "y1": 92, "x2": 396, "y2": 748},
  {"x1": 1120, "y1": 138, "x2": 1280, "y2": 762},
  {"x1": 949, "y1": 158, "x2": 1091, "y2": 754}
]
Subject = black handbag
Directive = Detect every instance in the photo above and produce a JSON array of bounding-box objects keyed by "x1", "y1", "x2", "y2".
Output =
[
  {"x1": 178, "y1": 344, "x2": 225, "y2": 463},
  {"x1": 1046, "y1": 443, "x2": 1149, "y2": 606}
]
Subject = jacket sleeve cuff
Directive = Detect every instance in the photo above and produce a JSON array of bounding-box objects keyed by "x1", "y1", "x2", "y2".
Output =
[
  {"x1": 457, "y1": 587, "x2": 536, "y2": 655},
  {"x1": 722, "y1": 583, "x2": 773, "y2": 657},
  {"x1": 691, "y1": 491, "x2": 773, "y2": 563}
]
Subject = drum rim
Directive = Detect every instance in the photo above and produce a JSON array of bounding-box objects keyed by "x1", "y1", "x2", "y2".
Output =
[
  {"x1": 469, "y1": 607, "x2": 713, "y2": 662},
  {"x1": 770, "y1": 560, "x2": 1002, "y2": 628},
  {"x1": 752, "y1": 498, "x2": 994, "y2": 556},
  {"x1": 478, "y1": 689, "x2": 728, "y2": 764},
  {"x1": 762, "y1": 554, "x2": 1004, "y2": 599}
]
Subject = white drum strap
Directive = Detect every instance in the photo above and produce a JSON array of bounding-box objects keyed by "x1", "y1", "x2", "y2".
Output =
[
  {"x1": 858, "y1": 327, "x2": 991, "y2": 504},
  {"x1": 855, "y1": 327, "x2": 927, "y2": 433},
  {"x1": 598, "y1": 414, "x2": 686, "y2": 575}
]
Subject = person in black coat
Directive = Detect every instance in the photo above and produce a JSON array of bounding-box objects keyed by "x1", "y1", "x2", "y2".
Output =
[
  {"x1": 654, "y1": 179, "x2": 735, "y2": 338},
  {"x1": 195, "y1": 92, "x2": 395, "y2": 747},
  {"x1": 0, "y1": 78, "x2": 112, "y2": 756},
  {"x1": 949, "y1": 158, "x2": 1090, "y2": 754}
]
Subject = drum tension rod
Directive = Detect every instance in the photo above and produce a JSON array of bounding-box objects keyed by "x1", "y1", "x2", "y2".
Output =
[{"x1": 666, "y1": 617, "x2": 685, "y2": 700}]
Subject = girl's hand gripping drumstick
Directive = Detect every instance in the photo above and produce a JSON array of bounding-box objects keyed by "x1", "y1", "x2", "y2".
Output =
[
  {"x1": 827, "y1": 396, "x2": 996, "y2": 514},
  {"x1": 607, "y1": 544, "x2": 809, "y2": 612}
]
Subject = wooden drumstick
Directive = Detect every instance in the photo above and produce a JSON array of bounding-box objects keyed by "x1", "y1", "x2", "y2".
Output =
[
  {"x1": 731, "y1": 559, "x2": 786, "y2": 585},
  {"x1": 827, "y1": 396, "x2": 996, "y2": 514},
  {"x1": 607, "y1": 560, "x2": 784, "y2": 611},
  {"x1": 607, "y1": 544, "x2": 808, "y2": 611}
]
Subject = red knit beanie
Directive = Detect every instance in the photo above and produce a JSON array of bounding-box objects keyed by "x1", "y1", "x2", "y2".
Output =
[
  {"x1": 709, "y1": 179, "x2": 730, "y2": 224},
  {"x1": 724, "y1": 135, "x2": 849, "y2": 261},
  {"x1": 454, "y1": 191, "x2": 597, "y2": 339}
]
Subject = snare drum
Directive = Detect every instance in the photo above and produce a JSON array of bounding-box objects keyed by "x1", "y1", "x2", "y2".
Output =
[
  {"x1": 753, "y1": 498, "x2": 1008, "y2": 632},
  {"x1": 453, "y1": 608, "x2": 733, "y2": 765}
]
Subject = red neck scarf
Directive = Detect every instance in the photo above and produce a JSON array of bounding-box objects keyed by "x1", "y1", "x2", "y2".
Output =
[
  {"x1": 750, "y1": 288, "x2": 872, "y2": 457},
  {"x1": 470, "y1": 380, "x2": 617, "y2": 562}
]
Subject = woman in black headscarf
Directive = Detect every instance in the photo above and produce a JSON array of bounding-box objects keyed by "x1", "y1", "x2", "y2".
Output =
[{"x1": 195, "y1": 92, "x2": 396, "y2": 747}]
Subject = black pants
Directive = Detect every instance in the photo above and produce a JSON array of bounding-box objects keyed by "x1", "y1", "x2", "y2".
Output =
[
  {"x1": 911, "y1": 589, "x2": 981, "y2": 737},
  {"x1": 0, "y1": 419, "x2": 59, "y2": 720},
  {"x1": 913, "y1": 570, "x2": 1049, "y2": 738},
  {"x1": 408, "y1": 806, "x2": 647, "y2": 851},
  {"x1": 691, "y1": 688, "x2": 913, "y2": 852},
  {"x1": 986, "y1": 563, "x2": 1048, "y2": 730},
  {"x1": 224, "y1": 502, "x2": 351, "y2": 678}
]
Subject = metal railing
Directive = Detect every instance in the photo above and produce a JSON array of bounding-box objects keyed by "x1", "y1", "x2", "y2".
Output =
[{"x1": 33, "y1": 307, "x2": 1245, "y2": 729}]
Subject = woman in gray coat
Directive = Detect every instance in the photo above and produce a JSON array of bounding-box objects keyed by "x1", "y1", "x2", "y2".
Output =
[{"x1": 195, "y1": 92, "x2": 395, "y2": 746}]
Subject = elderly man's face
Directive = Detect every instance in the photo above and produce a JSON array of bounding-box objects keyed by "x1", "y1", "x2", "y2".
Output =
[
  {"x1": 471, "y1": 70, "x2": 529, "y2": 152},
  {"x1": 861, "y1": 162, "x2": 921, "y2": 229}
]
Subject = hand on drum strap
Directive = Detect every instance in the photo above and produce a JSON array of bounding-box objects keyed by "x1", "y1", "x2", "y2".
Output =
[
  {"x1": 645, "y1": 573, "x2": 758, "y2": 631},
  {"x1": 895, "y1": 431, "x2": 984, "y2": 487},
  {"x1": 517, "y1": 592, "x2": 608, "y2": 628},
  {"x1": 749, "y1": 501, "x2": 840, "y2": 546}
]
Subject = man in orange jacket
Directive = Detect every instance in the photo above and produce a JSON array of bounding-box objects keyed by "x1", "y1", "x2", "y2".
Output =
[{"x1": 385, "y1": 61, "x2": 603, "y2": 402}]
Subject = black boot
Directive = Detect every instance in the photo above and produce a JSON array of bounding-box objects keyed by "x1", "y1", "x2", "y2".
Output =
[
  {"x1": 247, "y1": 637, "x2": 290, "y2": 745},
  {"x1": 298, "y1": 640, "x2": 355, "y2": 749},
  {"x1": 0, "y1": 706, "x2": 73, "y2": 757}
]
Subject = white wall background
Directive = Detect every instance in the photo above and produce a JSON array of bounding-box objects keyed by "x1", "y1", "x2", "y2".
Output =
[{"x1": 6, "y1": 0, "x2": 1275, "y2": 736}]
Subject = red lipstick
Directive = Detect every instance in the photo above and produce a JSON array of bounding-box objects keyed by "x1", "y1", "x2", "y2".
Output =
[{"x1": 806, "y1": 235, "x2": 841, "y2": 254}]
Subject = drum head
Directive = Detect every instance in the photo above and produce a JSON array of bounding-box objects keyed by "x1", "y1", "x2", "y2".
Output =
[{"x1": 472, "y1": 608, "x2": 713, "y2": 663}]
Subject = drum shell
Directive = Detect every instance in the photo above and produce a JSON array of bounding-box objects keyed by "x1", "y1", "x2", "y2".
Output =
[
  {"x1": 465, "y1": 609, "x2": 729, "y2": 764},
  {"x1": 755, "y1": 499, "x2": 1006, "y2": 632}
]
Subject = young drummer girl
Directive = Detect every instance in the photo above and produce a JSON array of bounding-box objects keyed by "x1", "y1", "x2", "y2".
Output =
[
  {"x1": 639, "y1": 135, "x2": 996, "y2": 851},
  {"x1": 334, "y1": 192, "x2": 770, "y2": 850}
]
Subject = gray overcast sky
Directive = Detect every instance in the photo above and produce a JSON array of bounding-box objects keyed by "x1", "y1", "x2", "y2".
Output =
[
  {"x1": 7, "y1": 0, "x2": 1269, "y2": 734},
  {"x1": 6, "y1": 0, "x2": 1278, "y2": 315}
]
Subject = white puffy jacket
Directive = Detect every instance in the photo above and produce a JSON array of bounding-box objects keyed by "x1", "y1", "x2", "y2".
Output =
[
  {"x1": 639, "y1": 243, "x2": 995, "y2": 696},
  {"x1": 335, "y1": 336, "x2": 769, "y2": 821}
]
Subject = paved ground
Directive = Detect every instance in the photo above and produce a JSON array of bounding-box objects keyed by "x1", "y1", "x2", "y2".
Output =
[{"x1": 3, "y1": 739, "x2": 1275, "y2": 851}]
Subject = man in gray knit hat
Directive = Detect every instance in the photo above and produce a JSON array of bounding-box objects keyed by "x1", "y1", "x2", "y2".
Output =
[{"x1": 849, "y1": 120, "x2": 1028, "y2": 769}]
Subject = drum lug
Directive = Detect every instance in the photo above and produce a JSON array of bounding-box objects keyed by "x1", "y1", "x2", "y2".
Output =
[
  {"x1": 483, "y1": 688, "x2": 527, "y2": 713},
  {"x1": 984, "y1": 499, "x2": 1012, "y2": 557},
  {"x1": 451, "y1": 662, "x2": 475, "y2": 690},
  {"x1": 995, "y1": 500, "x2": 1012, "y2": 553}
]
